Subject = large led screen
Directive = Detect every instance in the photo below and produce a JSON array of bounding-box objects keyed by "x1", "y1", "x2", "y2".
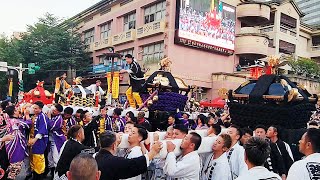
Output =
[{"x1": 175, "y1": 0, "x2": 236, "y2": 55}]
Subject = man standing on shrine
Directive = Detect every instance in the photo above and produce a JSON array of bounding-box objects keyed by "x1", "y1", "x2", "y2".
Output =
[
  {"x1": 120, "y1": 54, "x2": 144, "y2": 109},
  {"x1": 54, "y1": 72, "x2": 71, "y2": 103}
]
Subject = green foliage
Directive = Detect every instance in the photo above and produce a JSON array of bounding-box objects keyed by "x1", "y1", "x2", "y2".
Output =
[
  {"x1": 288, "y1": 57, "x2": 320, "y2": 77},
  {"x1": 0, "y1": 13, "x2": 91, "y2": 99}
]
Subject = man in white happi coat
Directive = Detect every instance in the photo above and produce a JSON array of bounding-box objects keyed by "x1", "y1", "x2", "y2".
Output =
[
  {"x1": 124, "y1": 125, "x2": 148, "y2": 180},
  {"x1": 200, "y1": 134, "x2": 232, "y2": 180},
  {"x1": 163, "y1": 132, "x2": 202, "y2": 180},
  {"x1": 226, "y1": 125, "x2": 248, "y2": 179},
  {"x1": 86, "y1": 80, "x2": 105, "y2": 100},
  {"x1": 236, "y1": 137, "x2": 281, "y2": 180},
  {"x1": 287, "y1": 128, "x2": 320, "y2": 180}
]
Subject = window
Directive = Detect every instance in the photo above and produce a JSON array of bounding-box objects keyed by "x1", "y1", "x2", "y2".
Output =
[
  {"x1": 118, "y1": 49, "x2": 134, "y2": 57},
  {"x1": 100, "y1": 22, "x2": 112, "y2": 40},
  {"x1": 117, "y1": 49, "x2": 134, "y2": 69},
  {"x1": 84, "y1": 28, "x2": 95, "y2": 45},
  {"x1": 280, "y1": 13, "x2": 297, "y2": 29},
  {"x1": 142, "y1": 42, "x2": 164, "y2": 64},
  {"x1": 144, "y1": 1, "x2": 166, "y2": 24},
  {"x1": 98, "y1": 56, "x2": 105, "y2": 64},
  {"x1": 124, "y1": 13, "x2": 136, "y2": 31},
  {"x1": 279, "y1": 40, "x2": 296, "y2": 54}
]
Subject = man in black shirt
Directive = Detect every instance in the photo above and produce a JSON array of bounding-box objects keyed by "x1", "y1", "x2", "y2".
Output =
[
  {"x1": 267, "y1": 125, "x2": 294, "y2": 175},
  {"x1": 254, "y1": 125, "x2": 286, "y2": 179},
  {"x1": 120, "y1": 54, "x2": 144, "y2": 109},
  {"x1": 95, "y1": 131, "x2": 162, "y2": 180},
  {"x1": 55, "y1": 125, "x2": 95, "y2": 179}
]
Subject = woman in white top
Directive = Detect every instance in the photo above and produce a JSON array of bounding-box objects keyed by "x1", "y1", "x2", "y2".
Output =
[
  {"x1": 123, "y1": 125, "x2": 148, "y2": 180},
  {"x1": 201, "y1": 134, "x2": 232, "y2": 180}
]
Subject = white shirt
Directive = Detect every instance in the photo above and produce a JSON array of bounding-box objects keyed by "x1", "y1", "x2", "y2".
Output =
[
  {"x1": 123, "y1": 146, "x2": 143, "y2": 180},
  {"x1": 163, "y1": 151, "x2": 200, "y2": 180},
  {"x1": 86, "y1": 84, "x2": 105, "y2": 95},
  {"x1": 287, "y1": 153, "x2": 320, "y2": 180},
  {"x1": 201, "y1": 153, "x2": 231, "y2": 180},
  {"x1": 236, "y1": 166, "x2": 281, "y2": 180},
  {"x1": 227, "y1": 142, "x2": 248, "y2": 179}
]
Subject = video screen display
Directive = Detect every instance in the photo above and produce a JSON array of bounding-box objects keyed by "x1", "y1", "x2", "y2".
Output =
[{"x1": 176, "y1": 0, "x2": 236, "y2": 51}]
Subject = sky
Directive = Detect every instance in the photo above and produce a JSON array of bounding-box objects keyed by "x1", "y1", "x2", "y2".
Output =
[{"x1": 0, "y1": 0, "x2": 101, "y2": 36}]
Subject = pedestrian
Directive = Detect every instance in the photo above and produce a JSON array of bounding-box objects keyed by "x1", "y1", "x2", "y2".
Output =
[
  {"x1": 55, "y1": 125, "x2": 95, "y2": 179},
  {"x1": 66, "y1": 153, "x2": 101, "y2": 180},
  {"x1": 81, "y1": 110, "x2": 98, "y2": 147},
  {"x1": 124, "y1": 125, "x2": 149, "y2": 180},
  {"x1": 236, "y1": 137, "x2": 281, "y2": 180},
  {"x1": 48, "y1": 103, "x2": 66, "y2": 177},
  {"x1": 267, "y1": 125, "x2": 294, "y2": 175},
  {"x1": 163, "y1": 132, "x2": 202, "y2": 179},
  {"x1": 95, "y1": 131, "x2": 162, "y2": 180},
  {"x1": 28, "y1": 101, "x2": 50, "y2": 180},
  {"x1": 287, "y1": 128, "x2": 320, "y2": 180},
  {"x1": 62, "y1": 107, "x2": 76, "y2": 136},
  {"x1": 137, "y1": 111, "x2": 151, "y2": 131},
  {"x1": 201, "y1": 134, "x2": 232, "y2": 180},
  {"x1": 226, "y1": 125, "x2": 248, "y2": 179},
  {"x1": 254, "y1": 125, "x2": 286, "y2": 179},
  {"x1": 106, "y1": 108, "x2": 126, "y2": 133}
]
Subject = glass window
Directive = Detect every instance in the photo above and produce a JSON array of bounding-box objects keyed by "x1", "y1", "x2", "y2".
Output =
[
  {"x1": 100, "y1": 22, "x2": 111, "y2": 40},
  {"x1": 84, "y1": 28, "x2": 95, "y2": 45},
  {"x1": 144, "y1": 1, "x2": 166, "y2": 24},
  {"x1": 142, "y1": 42, "x2": 164, "y2": 64},
  {"x1": 124, "y1": 13, "x2": 136, "y2": 31},
  {"x1": 99, "y1": 56, "x2": 105, "y2": 64}
]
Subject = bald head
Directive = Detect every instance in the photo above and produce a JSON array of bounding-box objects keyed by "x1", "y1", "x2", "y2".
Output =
[{"x1": 67, "y1": 153, "x2": 100, "y2": 180}]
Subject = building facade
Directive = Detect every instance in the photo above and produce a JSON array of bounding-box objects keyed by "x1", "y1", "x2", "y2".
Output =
[
  {"x1": 69, "y1": 0, "x2": 320, "y2": 99},
  {"x1": 296, "y1": 0, "x2": 320, "y2": 26}
]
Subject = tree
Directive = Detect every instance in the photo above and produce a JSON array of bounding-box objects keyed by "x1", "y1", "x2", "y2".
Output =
[
  {"x1": 288, "y1": 56, "x2": 320, "y2": 77},
  {"x1": 0, "y1": 36, "x2": 24, "y2": 99},
  {"x1": 17, "y1": 13, "x2": 91, "y2": 91}
]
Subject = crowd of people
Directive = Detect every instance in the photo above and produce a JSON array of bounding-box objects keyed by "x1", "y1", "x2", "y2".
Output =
[
  {"x1": 0, "y1": 99, "x2": 319, "y2": 180},
  {"x1": 179, "y1": 7, "x2": 235, "y2": 44}
]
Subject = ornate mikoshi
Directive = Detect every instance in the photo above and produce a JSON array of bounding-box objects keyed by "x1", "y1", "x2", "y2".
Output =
[
  {"x1": 226, "y1": 74, "x2": 318, "y2": 129},
  {"x1": 63, "y1": 77, "x2": 99, "y2": 107},
  {"x1": 138, "y1": 57, "x2": 191, "y2": 112},
  {"x1": 22, "y1": 81, "x2": 54, "y2": 105}
]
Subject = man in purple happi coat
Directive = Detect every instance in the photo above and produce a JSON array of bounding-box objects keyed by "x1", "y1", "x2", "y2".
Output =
[
  {"x1": 106, "y1": 108, "x2": 126, "y2": 133},
  {"x1": 28, "y1": 101, "x2": 49, "y2": 180},
  {"x1": 5, "y1": 106, "x2": 32, "y2": 179},
  {"x1": 48, "y1": 103, "x2": 66, "y2": 176}
]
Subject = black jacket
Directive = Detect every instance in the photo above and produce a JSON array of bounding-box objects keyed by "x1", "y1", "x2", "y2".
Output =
[
  {"x1": 128, "y1": 61, "x2": 144, "y2": 92},
  {"x1": 275, "y1": 139, "x2": 294, "y2": 174},
  {"x1": 83, "y1": 120, "x2": 99, "y2": 147},
  {"x1": 56, "y1": 139, "x2": 95, "y2": 177},
  {"x1": 265, "y1": 141, "x2": 286, "y2": 176},
  {"x1": 95, "y1": 149, "x2": 148, "y2": 180}
]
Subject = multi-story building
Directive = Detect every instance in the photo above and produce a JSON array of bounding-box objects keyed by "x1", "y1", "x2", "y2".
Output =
[
  {"x1": 295, "y1": 0, "x2": 320, "y2": 26},
  {"x1": 68, "y1": 0, "x2": 320, "y2": 99}
]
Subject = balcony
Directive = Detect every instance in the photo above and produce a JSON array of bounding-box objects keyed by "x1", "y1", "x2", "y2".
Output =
[
  {"x1": 136, "y1": 20, "x2": 165, "y2": 39},
  {"x1": 237, "y1": 2, "x2": 271, "y2": 26},
  {"x1": 235, "y1": 32, "x2": 269, "y2": 60},
  {"x1": 93, "y1": 38, "x2": 112, "y2": 51},
  {"x1": 112, "y1": 29, "x2": 136, "y2": 46},
  {"x1": 280, "y1": 24, "x2": 297, "y2": 37},
  {"x1": 259, "y1": 25, "x2": 274, "y2": 34},
  {"x1": 309, "y1": 45, "x2": 320, "y2": 58}
]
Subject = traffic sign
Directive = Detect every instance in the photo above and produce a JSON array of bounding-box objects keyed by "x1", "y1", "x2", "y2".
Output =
[
  {"x1": 28, "y1": 63, "x2": 40, "y2": 74},
  {"x1": 0, "y1": 61, "x2": 8, "y2": 72}
]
